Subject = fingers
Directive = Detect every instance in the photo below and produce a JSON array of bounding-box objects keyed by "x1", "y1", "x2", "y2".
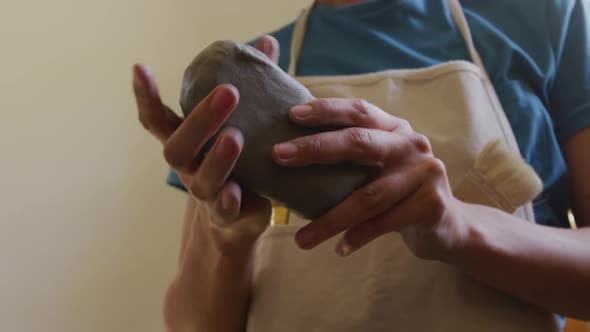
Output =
[
  {"x1": 212, "y1": 181, "x2": 243, "y2": 227},
  {"x1": 274, "y1": 100, "x2": 430, "y2": 168},
  {"x1": 188, "y1": 127, "x2": 244, "y2": 200},
  {"x1": 273, "y1": 128, "x2": 392, "y2": 167},
  {"x1": 180, "y1": 126, "x2": 246, "y2": 229},
  {"x1": 335, "y1": 186, "x2": 429, "y2": 257},
  {"x1": 294, "y1": 157, "x2": 445, "y2": 250},
  {"x1": 255, "y1": 35, "x2": 280, "y2": 64},
  {"x1": 231, "y1": 192, "x2": 273, "y2": 237},
  {"x1": 273, "y1": 127, "x2": 431, "y2": 167},
  {"x1": 211, "y1": 188, "x2": 273, "y2": 246},
  {"x1": 289, "y1": 98, "x2": 410, "y2": 132},
  {"x1": 336, "y1": 163, "x2": 449, "y2": 256},
  {"x1": 163, "y1": 84, "x2": 239, "y2": 173},
  {"x1": 133, "y1": 63, "x2": 183, "y2": 143}
]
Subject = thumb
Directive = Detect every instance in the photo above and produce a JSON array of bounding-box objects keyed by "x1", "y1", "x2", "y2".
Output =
[
  {"x1": 133, "y1": 63, "x2": 182, "y2": 144},
  {"x1": 255, "y1": 35, "x2": 280, "y2": 65}
]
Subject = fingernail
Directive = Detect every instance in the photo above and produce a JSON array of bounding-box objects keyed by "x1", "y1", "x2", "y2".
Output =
[
  {"x1": 335, "y1": 239, "x2": 352, "y2": 257},
  {"x1": 274, "y1": 143, "x2": 297, "y2": 160},
  {"x1": 216, "y1": 136, "x2": 236, "y2": 159},
  {"x1": 133, "y1": 66, "x2": 142, "y2": 84},
  {"x1": 133, "y1": 65, "x2": 146, "y2": 89},
  {"x1": 134, "y1": 64, "x2": 157, "y2": 95},
  {"x1": 139, "y1": 63, "x2": 153, "y2": 80},
  {"x1": 261, "y1": 38, "x2": 272, "y2": 55},
  {"x1": 221, "y1": 192, "x2": 232, "y2": 211},
  {"x1": 291, "y1": 105, "x2": 313, "y2": 119},
  {"x1": 211, "y1": 87, "x2": 235, "y2": 110},
  {"x1": 296, "y1": 230, "x2": 315, "y2": 249}
]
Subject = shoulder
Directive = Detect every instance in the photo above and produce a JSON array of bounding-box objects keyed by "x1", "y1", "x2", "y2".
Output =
[
  {"x1": 460, "y1": 0, "x2": 576, "y2": 14},
  {"x1": 460, "y1": 0, "x2": 583, "y2": 76},
  {"x1": 460, "y1": 0, "x2": 578, "y2": 30}
]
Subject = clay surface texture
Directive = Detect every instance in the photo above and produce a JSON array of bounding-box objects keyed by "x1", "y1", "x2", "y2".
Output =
[{"x1": 180, "y1": 40, "x2": 369, "y2": 219}]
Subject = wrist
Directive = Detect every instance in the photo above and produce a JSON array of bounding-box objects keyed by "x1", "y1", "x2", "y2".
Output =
[
  {"x1": 194, "y1": 202, "x2": 262, "y2": 258},
  {"x1": 440, "y1": 200, "x2": 485, "y2": 267},
  {"x1": 442, "y1": 201, "x2": 504, "y2": 274},
  {"x1": 200, "y1": 232, "x2": 258, "y2": 271},
  {"x1": 209, "y1": 226, "x2": 261, "y2": 261}
]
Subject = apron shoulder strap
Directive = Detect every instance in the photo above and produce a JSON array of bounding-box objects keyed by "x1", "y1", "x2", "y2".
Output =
[
  {"x1": 288, "y1": 5, "x2": 313, "y2": 77},
  {"x1": 287, "y1": 0, "x2": 490, "y2": 79},
  {"x1": 447, "y1": 0, "x2": 487, "y2": 75}
]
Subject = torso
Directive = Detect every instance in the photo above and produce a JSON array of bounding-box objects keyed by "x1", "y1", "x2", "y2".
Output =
[
  {"x1": 246, "y1": 1, "x2": 560, "y2": 331},
  {"x1": 264, "y1": 0, "x2": 574, "y2": 228}
]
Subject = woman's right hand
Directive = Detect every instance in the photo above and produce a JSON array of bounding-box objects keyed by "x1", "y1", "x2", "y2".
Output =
[{"x1": 132, "y1": 35, "x2": 280, "y2": 256}]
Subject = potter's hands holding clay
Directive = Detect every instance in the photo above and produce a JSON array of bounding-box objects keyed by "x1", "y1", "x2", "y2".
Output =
[
  {"x1": 133, "y1": 36, "x2": 280, "y2": 253},
  {"x1": 272, "y1": 99, "x2": 466, "y2": 261}
]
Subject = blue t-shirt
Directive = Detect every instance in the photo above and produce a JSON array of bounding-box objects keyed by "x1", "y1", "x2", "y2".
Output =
[{"x1": 168, "y1": 0, "x2": 590, "y2": 228}]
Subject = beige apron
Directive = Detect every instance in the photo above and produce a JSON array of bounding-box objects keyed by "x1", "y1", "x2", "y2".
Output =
[{"x1": 247, "y1": 0, "x2": 560, "y2": 331}]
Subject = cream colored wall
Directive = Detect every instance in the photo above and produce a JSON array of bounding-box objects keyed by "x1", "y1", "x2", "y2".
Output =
[{"x1": 0, "y1": 0, "x2": 309, "y2": 331}]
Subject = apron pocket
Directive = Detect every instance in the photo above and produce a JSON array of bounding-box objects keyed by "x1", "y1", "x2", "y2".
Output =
[{"x1": 453, "y1": 139, "x2": 542, "y2": 213}]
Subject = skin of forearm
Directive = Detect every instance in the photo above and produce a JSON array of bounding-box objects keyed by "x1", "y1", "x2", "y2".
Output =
[
  {"x1": 166, "y1": 202, "x2": 256, "y2": 332},
  {"x1": 449, "y1": 201, "x2": 590, "y2": 320},
  {"x1": 180, "y1": 250, "x2": 254, "y2": 332}
]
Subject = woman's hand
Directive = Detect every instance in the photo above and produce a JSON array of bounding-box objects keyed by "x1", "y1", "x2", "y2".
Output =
[
  {"x1": 133, "y1": 36, "x2": 281, "y2": 255},
  {"x1": 272, "y1": 98, "x2": 466, "y2": 260},
  {"x1": 134, "y1": 36, "x2": 280, "y2": 332}
]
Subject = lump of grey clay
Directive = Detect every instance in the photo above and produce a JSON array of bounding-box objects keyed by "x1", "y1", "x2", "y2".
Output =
[{"x1": 180, "y1": 40, "x2": 369, "y2": 220}]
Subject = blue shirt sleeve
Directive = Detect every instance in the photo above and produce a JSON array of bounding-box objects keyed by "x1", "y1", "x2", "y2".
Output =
[
  {"x1": 549, "y1": 0, "x2": 590, "y2": 142},
  {"x1": 166, "y1": 169, "x2": 187, "y2": 192}
]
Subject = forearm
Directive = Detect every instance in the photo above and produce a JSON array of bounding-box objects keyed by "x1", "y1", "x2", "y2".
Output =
[
  {"x1": 165, "y1": 201, "x2": 256, "y2": 332},
  {"x1": 450, "y1": 201, "x2": 590, "y2": 320},
  {"x1": 178, "y1": 250, "x2": 254, "y2": 332}
]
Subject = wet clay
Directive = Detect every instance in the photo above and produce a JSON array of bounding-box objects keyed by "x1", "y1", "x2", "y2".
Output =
[{"x1": 180, "y1": 40, "x2": 369, "y2": 219}]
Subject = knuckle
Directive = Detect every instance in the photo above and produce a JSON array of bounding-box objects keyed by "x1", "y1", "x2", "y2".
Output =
[
  {"x1": 300, "y1": 135, "x2": 322, "y2": 154},
  {"x1": 423, "y1": 187, "x2": 446, "y2": 221},
  {"x1": 345, "y1": 128, "x2": 385, "y2": 164},
  {"x1": 357, "y1": 183, "x2": 384, "y2": 211},
  {"x1": 317, "y1": 99, "x2": 335, "y2": 114},
  {"x1": 424, "y1": 157, "x2": 447, "y2": 178},
  {"x1": 410, "y1": 133, "x2": 432, "y2": 153},
  {"x1": 345, "y1": 127, "x2": 373, "y2": 150},
  {"x1": 399, "y1": 119, "x2": 412, "y2": 129},
  {"x1": 418, "y1": 158, "x2": 448, "y2": 222},
  {"x1": 351, "y1": 98, "x2": 370, "y2": 123}
]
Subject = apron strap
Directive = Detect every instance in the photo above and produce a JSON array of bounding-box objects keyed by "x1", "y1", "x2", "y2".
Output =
[
  {"x1": 288, "y1": 3, "x2": 314, "y2": 77},
  {"x1": 448, "y1": 1, "x2": 534, "y2": 222},
  {"x1": 447, "y1": 0, "x2": 489, "y2": 78},
  {"x1": 285, "y1": 1, "x2": 534, "y2": 222},
  {"x1": 287, "y1": 0, "x2": 489, "y2": 78}
]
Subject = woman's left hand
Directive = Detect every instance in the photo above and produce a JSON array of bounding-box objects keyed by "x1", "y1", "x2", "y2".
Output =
[{"x1": 272, "y1": 98, "x2": 467, "y2": 261}]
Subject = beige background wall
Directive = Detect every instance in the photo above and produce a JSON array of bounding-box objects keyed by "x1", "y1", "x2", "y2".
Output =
[{"x1": 0, "y1": 0, "x2": 309, "y2": 331}]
